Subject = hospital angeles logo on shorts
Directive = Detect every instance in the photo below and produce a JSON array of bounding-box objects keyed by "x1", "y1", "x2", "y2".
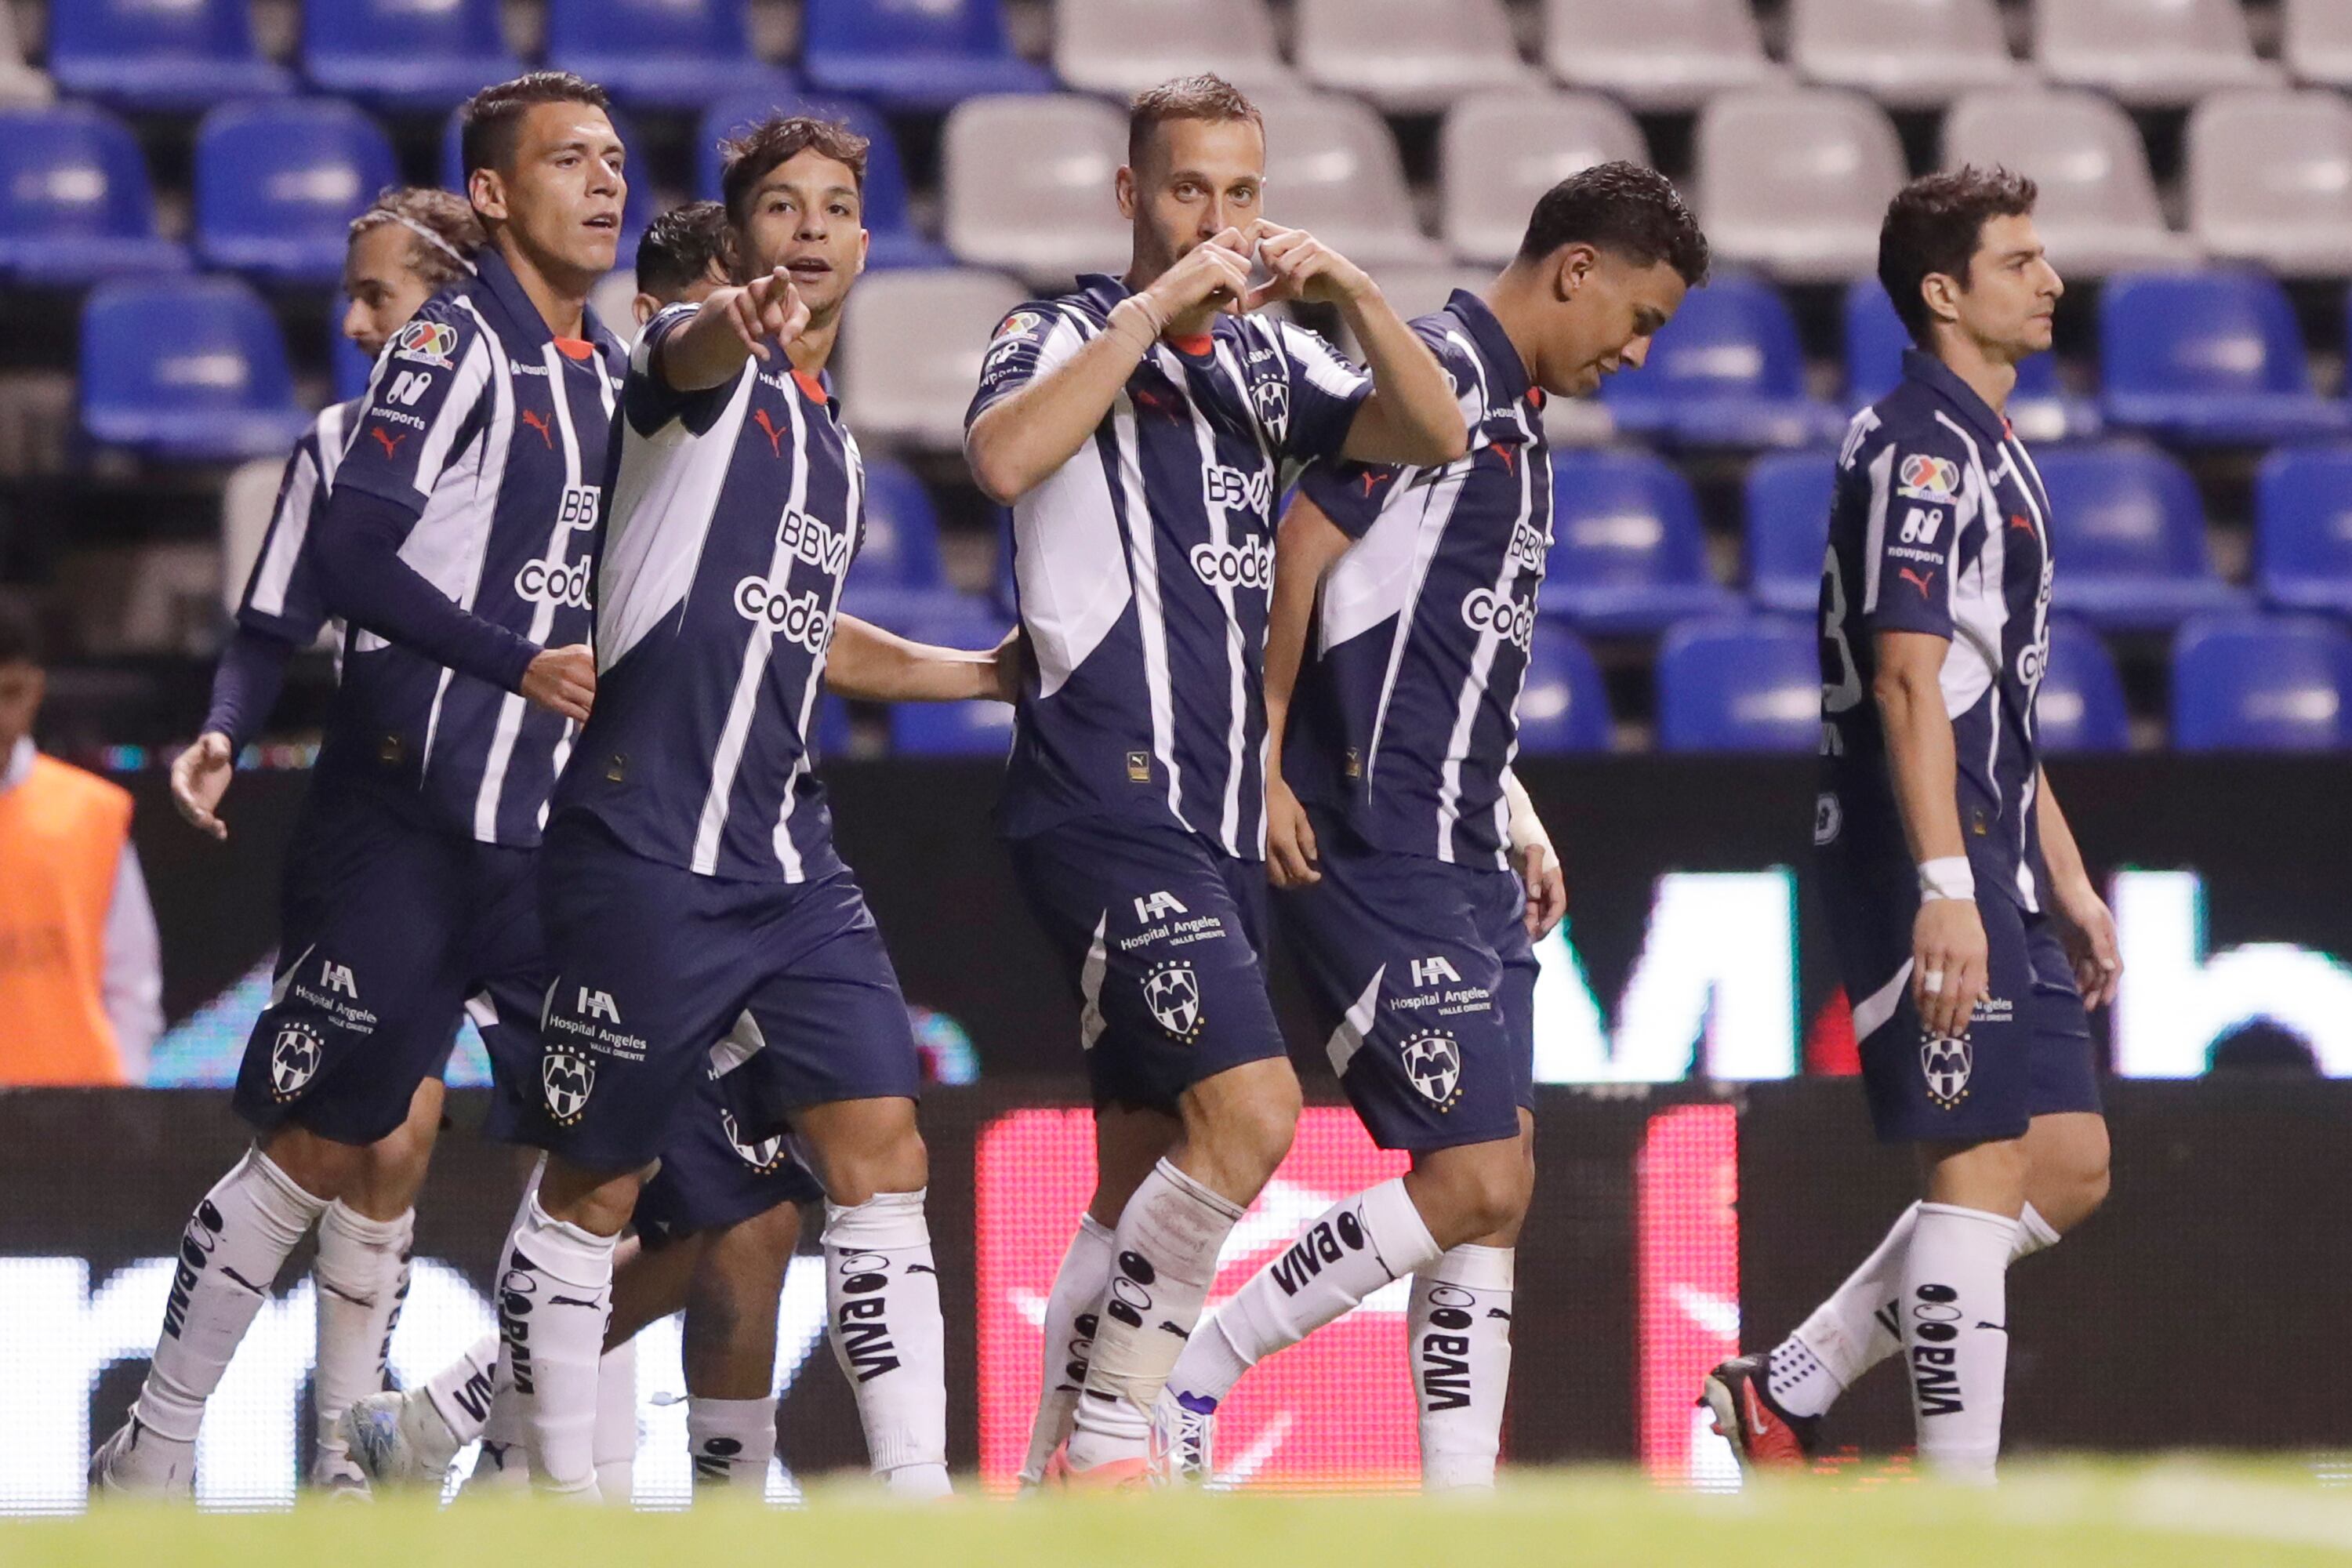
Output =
[
  {"x1": 1401, "y1": 1030, "x2": 1463, "y2": 1112},
  {"x1": 721, "y1": 1109, "x2": 790, "y2": 1174},
  {"x1": 542, "y1": 1050, "x2": 597, "y2": 1125},
  {"x1": 269, "y1": 1021, "x2": 325, "y2": 1101},
  {"x1": 1142, "y1": 960, "x2": 1203, "y2": 1043},
  {"x1": 1920, "y1": 1032, "x2": 1973, "y2": 1110}
]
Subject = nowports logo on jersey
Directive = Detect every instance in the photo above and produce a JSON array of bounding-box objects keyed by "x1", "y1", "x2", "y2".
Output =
[
  {"x1": 514, "y1": 556, "x2": 592, "y2": 609},
  {"x1": 392, "y1": 319, "x2": 458, "y2": 370},
  {"x1": 1897, "y1": 453, "x2": 1960, "y2": 502},
  {"x1": 1461, "y1": 587, "x2": 1536, "y2": 652},
  {"x1": 734, "y1": 577, "x2": 834, "y2": 654},
  {"x1": 1190, "y1": 536, "x2": 1273, "y2": 591}
]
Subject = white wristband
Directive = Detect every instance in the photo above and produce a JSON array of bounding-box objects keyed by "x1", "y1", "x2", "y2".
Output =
[{"x1": 1918, "y1": 856, "x2": 1976, "y2": 902}]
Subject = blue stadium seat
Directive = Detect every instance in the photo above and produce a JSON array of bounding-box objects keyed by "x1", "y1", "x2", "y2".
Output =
[
  {"x1": 801, "y1": 0, "x2": 1053, "y2": 113},
  {"x1": 813, "y1": 691, "x2": 855, "y2": 758},
  {"x1": 696, "y1": 93, "x2": 949, "y2": 270},
  {"x1": 2036, "y1": 618, "x2": 2131, "y2": 753},
  {"x1": 1842, "y1": 278, "x2": 2092, "y2": 441},
  {"x1": 857, "y1": 460, "x2": 948, "y2": 590},
  {"x1": 1654, "y1": 616, "x2": 1822, "y2": 753},
  {"x1": 1539, "y1": 449, "x2": 1739, "y2": 632},
  {"x1": 545, "y1": 0, "x2": 791, "y2": 110},
  {"x1": 838, "y1": 584, "x2": 1011, "y2": 651},
  {"x1": 443, "y1": 105, "x2": 652, "y2": 269},
  {"x1": 196, "y1": 100, "x2": 397, "y2": 285},
  {"x1": 2256, "y1": 445, "x2": 2352, "y2": 615},
  {"x1": 331, "y1": 321, "x2": 374, "y2": 403},
  {"x1": 1744, "y1": 449, "x2": 1835, "y2": 614},
  {"x1": 303, "y1": 0, "x2": 524, "y2": 111},
  {"x1": 0, "y1": 104, "x2": 187, "y2": 285},
  {"x1": 50, "y1": 0, "x2": 291, "y2": 111},
  {"x1": 891, "y1": 695, "x2": 1016, "y2": 756},
  {"x1": 80, "y1": 278, "x2": 310, "y2": 460},
  {"x1": 1599, "y1": 274, "x2": 1842, "y2": 448},
  {"x1": 2100, "y1": 270, "x2": 2350, "y2": 445},
  {"x1": 1514, "y1": 622, "x2": 1613, "y2": 753},
  {"x1": 2031, "y1": 441, "x2": 2247, "y2": 629},
  {"x1": 2172, "y1": 614, "x2": 2352, "y2": 751}
]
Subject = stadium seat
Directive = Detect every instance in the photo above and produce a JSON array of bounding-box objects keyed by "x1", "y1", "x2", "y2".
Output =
[
  {"x1": 1841, "y1": 279, "x2": 2092, "y2": 443},
  {"x1": 195, "y1": 100, "x2": 397, "y2": 285},
  {"x1": 2285, "y1": 0, "x2": 2352, "y2": 89},
  {"x1": 2187, "y1": 91, "x2": 2352, "y2": 278},
  {"x1": 2036, "y1": 618, "x2": 2132, "y2": 753},
  {"x1": 79, "y1": 277, "x2": 310, "y2": 461},
  {"x1": 1654, "y1": 616, "x2": 1821, "y2": 753},
  {"x1": 1695, "y1": 89, "x2": 1907, "y2": 282},
  {"x1": 2098, "y1": 270, "x2": 2349, "y2": 445},
  {"x1": 1294, "y1": 0, "x2": 1537, "y2": 115},
  {"x1": 1744, "y1": 450, "x2": 1835, "y2": 615},
  {"x1": 2255, "y1": 446, "x2": 2352, "y2": 615},
  {"x1": 697, "y1": 93, "x2": 948, "y2": 270},
  {"x1": 0, "y1": 104, "x2": 187, "y2": 285},
  {"x1": 1515, "y1": 622, "x2": 1614, "y2": 753},
  {"x1": 545, "y1": 0, "x2": 791, "y2": 110},
  {"x1": 1253, "y1": 96, "x2": 1446, "y2": 269},
  {"x1": 1541, "y1": 0, "x2": 1784, "y2": 114},
  {"x1": 1053, "y1": 0, "x2": 1295, "y2": 99},
  {"x1": 2036, "y1": 0, "x2": 2280, "y2": 109},
  {"x1": 1441, "y1": 94, "x2": 1648, "y2": 266},
  {"x1": 2172, "y1": 615, "x2": 2352, "y2": 751},
  {"x1": 891, "y1": 696, "x2": 1015, "y2": 757},
  {"x1": 0, "y1": 4, "x2": 53, "y2": 108},
  {"x1": 1943, "y1": 90, "x2": 2200, "y2": 276},
  {"x1": 837, "y1": 268, "x2": 1029, "y2": 448},
  {"x1": 2030, "y1": 441, "x2": 2247, "y2": 629},
  {"x1": 855, "y1": 460, "x2": 947, "y2": 590},
  {"x1": 943, "y1": 95, "x2": 1128, "y2": 285},
  {"x1": 1788, "y1": 0, "x2": 2025, "y2": 109},
  {"x1": 813, "y1": 691, "x2": 855, "y2": 759},
  {"x1": 49, "y1": 0, "x2": 291, "y2": 111},
  {"x1": 302, "y1": 0, "x2": 523, "y2": 110},
  {"x1": 1598, "y1": 274, "x2": 1844, "y2": 448},
  {"x1": 800, "y1": 0, "x2": 1052, "y2": 113},
  {"x1": 841, "y1": 583, "x2": 1010, "y2": 648},
  {"x1": 1540, "y1": 450, "x2": 1740, "y2": 632},
  {"x1": 444, "y1": 105, "x2": 652, "y2": 270}
]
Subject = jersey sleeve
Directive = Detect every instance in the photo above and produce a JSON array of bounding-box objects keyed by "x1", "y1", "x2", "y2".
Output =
[
  {"x1": 622, "y1": 302, "x2": 741, "y2": 436},
  {"x1": 331, "y1": 298, "x2": 492, "y2": 516},
  {"x1": 1290, "y1": 321, "x2": 1472, "y2": 539},
  {"x1": 1272, "y1": 319, "x2": 1374, "y2": 463},
  {"x1": 965, "y1": 303, "x2": 1087, "y2": 428},
  {"x1": 1854, "y1": 425, "x2": 1971, "y2": 641},
  {"x1": 232, "y1": 428, "x2": 332, "y2": 644}
]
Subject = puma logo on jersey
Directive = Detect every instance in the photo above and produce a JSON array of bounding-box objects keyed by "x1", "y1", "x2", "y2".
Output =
[
  {"x1": 752, "y1": 408, "x2": 788, "y2": 457},
  {"x1": 1900, "y1": 567, "x2": 1937, "y2": 599},
  {"x1": 519, "y1": 408, "x2": 554, "y2": 448},
  {"x1": 369, "y1": 426, "x2": 408, "y2": 459}
]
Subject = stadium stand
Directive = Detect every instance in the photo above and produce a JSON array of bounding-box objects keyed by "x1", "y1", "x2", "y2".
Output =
[
  {"x1": 700, "y1": 92, "x2": 949, "y2": 270},
  {"x1": 1513, "y1": 622, "x2": 1616, "y2": 753},
  {"x1": 1541, "y1": 450, "x2": 1740, "y2": 632},
  {"x1": 2172, "y1": 614, "x2": 2352, "y2": 750},
  {"x1": 1942, "y1": 89, "x2": 2201, "y2": 274},
  {"x1": 1840, "y1": 279, "x2": 2091, "y2": 442},
  {"x1": 194, "y1": 100, "x2": 398, "y2": 286},
  {"x1": 78, "y1": 277, "x2": 308, "y2": 461},
  {"x1": 1654, "y1": 616, "x2": 1820, "y2": 753},
  {"x1": 836, "y1": 267, "x2": 1028, "y2": 449},
  {"x1": 2098, "y1": 270, "x2": 2351, "y2": 446},
  {"x1": 2255, "y1": 447, "x2": 2352, "y2": 617},
  {"x1": 1542, "y1": 0, "x2": 1784, "y2": 113},
  {"x1": 301, "y1": 0, "x2": 524, "y2": 111},
  {"x1": 2038, "y1": 618, "x2": 2135, "y2": 754},
  {"x1": 1742, "y1": 450, "x2": 1835, "y2": 616},
  {"x1": 1051, "y1": 0, "x2": 1297, "y2": 98},
  {"x1": 943, "y1": 94, "x2": 1128, "y2": 283},
  {"x1": 800, "y1": 0, "x2": 1053, "y2": 111},
  {"x1": 1694, "y1": 88, "x2": 1907, "y2": 282},
  {"x1": 855, "y1": 461, "x2": 951, "y2": 593},
  {"x1": 1440, "y1": 94, "x2": 1649, "y2": 267},
  {"x1": 1786, "y1": 0, "x2": 2025, "y2": 110},
  {"x1": 1599, "y1": 274, "x2": 1843, "y2": 448},
  {"x1": 1292, "y1": 0, "x2": 1538, "y2": 115},
  {"x1": 2285, "y1": 0, "x2": 2352, "y2": 88},
  {"x1": 1258, "y1": 94, "x2": 1446, "y2": 268},
  {"x1": 544, "y1": 0, "x2": 792, "y2": 111},
  {"x1": 2186, "y1": 90, "x2": 2352, "y2": 277},
  {"x1": 0, "y1": 2, "x2": 53, "y2": 108},
  {"x1": 0, "y1": 103, "x2": 187, "y2": 285},
  {"x1": 2036, "y1": 0, "x2": 2280, "y2": 108},
  {"x1": 49, "y1": 0, "x2": 290, "y2": 112},
  {"x1": 2033, "y1": 442, "x2": 2248, "y2": 630}
]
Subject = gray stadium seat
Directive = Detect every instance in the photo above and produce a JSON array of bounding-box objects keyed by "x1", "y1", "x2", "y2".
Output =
[
  {"x1": 1542, "y1": 0, "x2": 1784, "y2": 114},
  {"x1": 838, "y1": 268, "x2": 1029, "y2": 450},
  {"x1": 2188, "y1": 91, "x2": 2352, "y2": 278},
  {"x1": 0, "y1": 4, "x2": 53, "y2": 108},
  {"x1": 1789, "y1": 0, "x2": 2027, "y2": 109},
  {"x1": 1944, "y1": 89, "x2": 2199, "y2": 274},
  {"x1": 219, "y1": 456, "x2": 285, "y2": 622},
  {"x1": 944, "y1": 95, "x2": 1129, "y2": 286},
  {"x1": 1441, "y1": 93, "x2": 1648, "y2": 265},
  {"x1": 2036, "y1": 0, "x2": 2279, "y2": 107},
  {"x1": 2285, "y1": 0, "x2": 2352, "y2": 89},
  {"x1": 1294, "y1": 0, "x2": 1537, "y2": 115},
  {"x1": 1052, "y1": 0, "x2": 1295, "y2": 99},
  {"x1": 1696, "y1": 89, "x2": 1907, "y2": 282},
  {"x1": 1258, "y1": 94, "x2": 1446, "y2": 267}
]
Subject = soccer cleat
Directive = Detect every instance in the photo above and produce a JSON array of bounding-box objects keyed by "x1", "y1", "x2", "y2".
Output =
[
  {"x1": 1043, "y1": 1445, "x2": 1152, "y2": 1492},
  {"x1": 1148, "y1": 1389, "x2": 1215, "y2": 1486},
  {"x1": 339, "y1": 1389, "x2": 460, "y2": 1488},
  {"x1": 315, "y1": 1457, "x2": 372, "y2": 1502},
  {"x1": 88, "y1": 1417, "x2": 195, "y2": 1499},
  {"x1": 1699, "y1": 1353, "x2": 1820, "y2": 1473},
  {"x1": 463, "y1": 1439, "x2": 531, "y2": 1492}
]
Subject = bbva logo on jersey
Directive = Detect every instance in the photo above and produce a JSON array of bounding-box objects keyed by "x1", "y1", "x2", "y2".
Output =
[{"x1": 1203, "y1": 463, "x2": 1273, "y2": 517}]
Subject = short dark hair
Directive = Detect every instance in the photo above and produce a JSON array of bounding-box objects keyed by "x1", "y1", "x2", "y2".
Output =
[
  {"x1": 459, "y1": 71, "x2": 612, "y2": 180},
  {"x1": 0, "y1": 596, "x2": 41, "y2": 668},
  {"x1": 1128, "y1": 74, "x2": 1262, "y2": 169},
  {"x1": 1515, "y1": 162, "x2": 1710, "y2": 286},
  {"x1": 637, "y1": 201, "x2": 732, "y2": 301},
  {"x1": 349, "y1": 187, "x2": 485, "y2": 291},
  {"x1": 719, "y1": 115, "x2": 869, "y2": 235},
  {"x1": 1878, "y1": 165, "x2": 2039, "y2": 345}
]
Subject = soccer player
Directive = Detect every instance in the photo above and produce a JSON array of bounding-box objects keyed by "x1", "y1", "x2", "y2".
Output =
[
  {"x1": 963, "y1": 74, "x2": 1469, "y2": 1486},
  {"x1": 1154, "y1": 165, "x2": 1708, "y2": 1489},
  {"x1": 89, "y1": 72, "x2": 630, "y2": 1497},
  {"x1": 1704, "y1": 168, "x2": 2118, "y2": 1484},
  {"x1": 490, "y1": 114, "x2": 1011, "y2": 1501}
]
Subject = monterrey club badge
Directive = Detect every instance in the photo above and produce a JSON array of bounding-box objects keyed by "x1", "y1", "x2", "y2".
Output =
[
  {"x1": 1401, "y1": 1031, "x2": 1463, "y2": 1112},
  {"x1": 269, "y1": 1021, "x2": 324, "y2": 1101},
  {"x1": 1143, "y1": 960, "x2": 1203, "y2": 1043},
  {"x1": 1920, "y1": 1033, "x2": 1973, "y2": 1110},
  {"x1": 542, "y1": 1050, "x2": 596, "y2": 1125},
  {"x1": 721, "y1": 1109, "x2": 790, "y2": 1174}
]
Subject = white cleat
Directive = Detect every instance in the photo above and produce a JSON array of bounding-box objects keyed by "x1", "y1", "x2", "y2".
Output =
[
  {"x1": 1149, "y1": 1388, "x2": 1216, "y2": 1487},
  {"x1": 89, "y1": 1417, "x2": 195, "y2": 1500},
  {"x1": 339, "y1": 1391, "x2": 459, "y2": 1489},
  {"x1": 312, "y1": 1451, "x2": 372, "y2": 1501}
]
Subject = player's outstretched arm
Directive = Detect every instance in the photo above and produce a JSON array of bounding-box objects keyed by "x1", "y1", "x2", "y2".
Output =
[
  {"x1": 1875, "y1": 629, "x2": 1987, "y2": 1040},
  {"x1": 656, "y1": 266, "x2": 810, "y2": 393},
  {"x1": 1261, "y1": 492, "x2": 1357, "y2": 888},
  {"x1": 172, "y1": 626, "x2": 301, "y2": 840},
  {"x1": 2036, "y1": 769, "x2": 2121, "y2": 1009},
  {"x1": 1501, "y1": 769, "x2": 1567, "y2": 938},
  {"x1": 822, "y1": 612, "x2": 1017, "y2": 704}
]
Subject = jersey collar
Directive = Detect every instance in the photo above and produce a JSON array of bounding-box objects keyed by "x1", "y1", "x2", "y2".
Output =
[
  {"x1": 1901, "y1": 347, "x2": 2009, "y2": 448},
  {"x1": 1445, "y1": 289, "x2": 1530, "y2": 407},
  {"x1": 473, "y1": 246, "x2": 616, "y2": 365}
]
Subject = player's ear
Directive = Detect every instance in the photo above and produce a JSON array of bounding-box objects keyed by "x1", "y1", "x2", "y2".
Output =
[
  {"x1": 854, "y1": 226, "x2": 869, "y2": 279},
  {"x1": 1920, "y1": 272, "x2": 1962, "y2": 329},
  {"x1": 632, "y1": 292, "x2": 659, "y2": 327},
  {"x1": 1553, "y1": 243, "x2": 1597, "y2": 302},
  {"x1": 1115, "y1": 165, "x2": 1138, "y2": 221},
  {"x1": 467, "y1": 165, "x2": 507, "y2": 226}
]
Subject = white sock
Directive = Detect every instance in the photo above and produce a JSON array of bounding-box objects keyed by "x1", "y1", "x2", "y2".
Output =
[
  {"x1": 1065, "y1": 1159, "x2": 1245, "y2": 1470},
  {"x1": 416, "y1": 1332, "x2": 503, "y2": 1459},
  {"x1": 1018, "y1": 1212, "x2": 1116, "y2": 1484},
  {"x1": 688, "y1": 1396, "x2": 776, "y2": 1489},
  {"x1": 1169, "y1": 1178, "x2": 1440, "y2": 1409},
  {"x1": 311, "y1": 1202, "x2": 413, "y2": 1477},
  {"x1": 133, "y1": 1149, "x2": 328, "y2": 1447},
  {"x1": 823, "y1": 1189, "x2": 950, "y2": 1499},
  {"x1": 593, "y1": 1339, "x2": 637, "y2": 1502},
  {"x1": 495, "y1": 1190, "x2": 618, "y2": 1497},
  {"x1": 1410, "y1": 1244, "x2": 1515, "y2": 1493},
  {"x1": 1900, "y1": 1202, "x2": 2014, "y2": 1483},
  {"x1": 475, "y1": 1379, "x2": 529, "y2": 1485}
]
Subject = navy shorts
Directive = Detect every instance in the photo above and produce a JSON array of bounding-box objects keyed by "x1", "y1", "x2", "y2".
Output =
[
  {"x1": 516, "y1": 815, "x2": 921, "y2": 1174},
  {"x1": 233, "y1": 781, "x2": 543, "y2": 1147},
  {"x1": 634, "y1": 1070, "x2": 825, "y2": 1249},
  {"x1": 1821, "y1": 848, "x2": 2101, "y2": 1144},
  {"x1": 1280, "y1": 812, "x2": 1537, "y2": 1152},
  {"x1": 1007, "y1": 815, "x2": 1285, "y2": 1114}
]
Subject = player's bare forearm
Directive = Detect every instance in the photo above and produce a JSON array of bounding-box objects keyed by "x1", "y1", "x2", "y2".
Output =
[
  {"x1": 965, "y1": 303, "x2": 1163, "y2": 504},
  {"x1": 1338, "y1": 287, "x2": 1468, "y2": 467},
  {"x1": 1265, "y1": 495, "x2": 1355, "y2": 750},
  {"x1": 823, "y1": 613, "x2": 1002, "y2": 703},
  {"x1": 1872, "y1": 631, "x2": 1968, "y2": 868}
]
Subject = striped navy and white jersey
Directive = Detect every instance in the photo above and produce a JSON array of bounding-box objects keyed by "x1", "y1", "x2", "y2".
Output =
[
  {"x1": 1819, "y1": 347, "x2": 2057, "y2": 910},
  {"x1": 234, "y1": 397, "x2": 355, "y2": 646},
  {"x1": 967, "y1": 274, "x2": 1373, "y2": 860},
  {"x1": 1285, "y1": 292, "x2": 1551, "y2": 871},
  {"x1": 323, "y1": 246, "x2": 624, "y2": 848},
  {"x1": 546, "y1": 303, "x2": 862, "y2": 884}
]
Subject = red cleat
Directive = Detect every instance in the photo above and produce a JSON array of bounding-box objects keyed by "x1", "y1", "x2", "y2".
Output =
[
  {"x1": 1700, "y1": 1353, "x2": 1821, "y2": 1473},
  {"x1": 1043, "y1": 1445, "x2": 1153, "y2": 1492}
]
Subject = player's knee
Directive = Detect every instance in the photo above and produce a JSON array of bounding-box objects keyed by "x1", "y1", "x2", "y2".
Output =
[
  {"x1": 261, "y1": 1124, "x2": 364, "y2": 1202},
  {"x1": 1420, "y1": 1146, "x2": 1532, "y2": 1244},
  {"x1": 1198, "y1": 1066, "x2": 1299, "y2": 1186},
  {"x1": 813, "y1": 1114, "x2": 928, "y2": 1207}
]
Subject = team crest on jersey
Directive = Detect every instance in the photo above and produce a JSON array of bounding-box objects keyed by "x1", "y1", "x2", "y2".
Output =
[
  {"x1": 1142, "y1": 961, "x2": 1203, "y2": 1042},
  {"x1": 393, "y1": 320, "x2": 457, "y2": 370},
  {"x1": 542, "y1": 1051, "x2": 596, "y2": 1125},
  {"x1": 1920, "y1": 1033, "x2": 1972, "y2": 1109},
  {"x1": 1401, "y1": 1031, "x2": 1463, "y2": 1111},
  {"x1": 1897, "y1": 454, "x2": 1960, "y2": 502},
  {"x1": 1250, "y1": 378, "x2": 1290, "y2": 445},
  {"x1": 720, "y1": 1109, "x2": 789, "y2": 1174},
  {"x1": 269, "y1": 1022, "x2": 325, "y2": 1101}
]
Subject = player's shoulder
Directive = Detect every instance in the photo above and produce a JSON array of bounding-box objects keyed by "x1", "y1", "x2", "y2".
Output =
[{"x1": 1846, "y1": 381, "x2": 1973, "y2": 470}]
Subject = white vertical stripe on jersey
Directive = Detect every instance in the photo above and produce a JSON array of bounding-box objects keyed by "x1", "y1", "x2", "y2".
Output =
[
  {"x1": 1858, "y1": 443, "x2": 1898, "y2": 615},
  {"x1": 1278, "y1": 319, "x2": 1372, "y2": 403},
  {"x1": 1214, "y1": 335, "x2": 1284, "y2": 855},
  {"x1": 1433, "y1": 411, "x2": 1533, "y2": 864},
  {"x1": 548, "y1": 347, "x2": 619, "y2": 819},
  {"x1": 317, "y1": 401, "x2": 351, "y2": 481},
  {"x1": 1363, "y1": 467, "x2": 1470, "y2": 782},
  {"x1": 1172, "y1": 347, "x2": 1252, "y2": 857},
  {"x1": 247, "y1": 445, "x2": 321, "y2": 619},
  {"x1": 408, "y1": 332, "x2": 495, "y2": 500},
  {"x1": 416, "y1": 306, "x2": 514, "y2": 793},
  {"x1": 2002, "y1": 434, "x2": 2055, "y2": 913},
  {"x1": 691, "y1": 385, "x2": 812, "y2": 877},
  {"x1": 770, "y1": 434, "x2": 862, "y2": 879},
  {"x1": 1111, "y1": 394, "x2": 1189, "y2": 831},
  {"x1": 1933, "y1": 413, "x2": 2008, "y2": 790},
  {"x1": 1011, "y1": 314, "x2": 1133, "y2": 700},
  {"x1": 599, "y1": 374, "x2": 757, "y2": 672}
]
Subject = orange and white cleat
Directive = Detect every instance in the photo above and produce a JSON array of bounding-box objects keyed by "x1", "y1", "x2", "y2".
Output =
[
  {"x1": 1043, "y1": 1444, "x2": 1153, "y2": 1492},
  {"x1": 1700, "y1": 1353, "x2": 1820, "y2": 1473}
]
